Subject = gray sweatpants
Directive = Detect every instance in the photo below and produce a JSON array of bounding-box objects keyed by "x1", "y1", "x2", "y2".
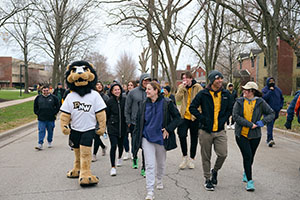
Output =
[
  {"x1": 142, "y1": 138, "x2": 166, "y2": 194},
  {"x1": 198, "y1": 129, "x2": 228, "y2": 180}
]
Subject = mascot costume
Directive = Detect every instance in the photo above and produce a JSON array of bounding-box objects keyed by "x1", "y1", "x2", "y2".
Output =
[{"x1": 60, "y1": 60, "x2": 106, "y2": 186}]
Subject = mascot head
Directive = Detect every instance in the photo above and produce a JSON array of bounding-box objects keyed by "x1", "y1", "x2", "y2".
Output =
[{"x1": 65, "y1": 60, "x2": 97, "y2": 96}]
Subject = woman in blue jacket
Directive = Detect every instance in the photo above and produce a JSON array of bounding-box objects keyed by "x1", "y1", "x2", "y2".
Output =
[
  {"x1": 133, "y1": 81, "x2": 181, "y2": 200},
  {"x1": 233, "y1": 82, "x2": 274, "y2": 191}
]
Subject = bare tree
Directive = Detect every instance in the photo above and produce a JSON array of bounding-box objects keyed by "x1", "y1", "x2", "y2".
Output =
[
  {"x1": 138, "y1": 47, "x2": 150, "y2": 73},
  {"x1": 110, "y1": 0, "x2": 202, "y2": 90},
  {"x1": 34, "y1": 0, "x2": 98, "y2": 87},
  {"x1": 115, "y1": 52, "x2": 137, "y2": 84},
  {"x1": 3, "y1": 1, "x2": 36, "y2": 93},
  {"x1": 84, "y1": 52, "x2": 114, "y2": 83},
  {"x1": 213, "y1": 0, "x2": 283, "y2": 81},
  {"x1": 0, "y1": 0, "x2": 33, "y2": 28}
]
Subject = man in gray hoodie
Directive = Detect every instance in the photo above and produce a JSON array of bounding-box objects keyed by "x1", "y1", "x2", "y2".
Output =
[{"x1": 125, "y1": 73, "x2": 151, "y2": 176}]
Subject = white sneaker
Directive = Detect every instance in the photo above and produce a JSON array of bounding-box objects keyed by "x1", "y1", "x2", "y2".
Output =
[
  {"x1": 35, "y1": 144, "x2": 43, "y2": 150},
  {"x1": 156, "y1": 180, "x2": 164, "y2": 190},
  {"x1": 179, "y1": 156, "x2": 188, "y2": 169},
  {"x1": 110, "y1": 168, "x2": 117, "y2": 176},
  {"x1": 48, "y1": 142, "x2": 52, "y2": 148},
  {"x1": 116, "y1": 158, "x2": 123, "y2": 167},
  {"x1": 231, "y1": 124, "x2": 235, "y2": 130},
  {"x1": 188, "y1": 159, "x2": 195, "y2": 169},
  {"x1": 92, "y1": 154, "x2": 97, "y2": 162},
  {"x1": 145, "y1": 192, "x2": 154, "y2": 200},
  {"x1": 123, "y1": 152, "x2": 130, "y2": 160},
  {"x1": 227, "y1": 125, "x2": 231, "y2": 130}
]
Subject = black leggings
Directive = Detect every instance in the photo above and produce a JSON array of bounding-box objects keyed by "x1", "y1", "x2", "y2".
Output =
[
  {"x1": 93, "y1": 132, "x2": 106, "y2": 155},
  {"x1": 109, "y1": 134, "x2": 124, "y2": 167},
  {"x1": 236, "y1": 136, "x2": 261, "y2": 181},
  {"x1": 177, "y1": 119, "x2": 199, "y2": 159}
]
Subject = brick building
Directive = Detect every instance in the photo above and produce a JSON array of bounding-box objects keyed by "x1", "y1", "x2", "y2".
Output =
[
  {"x1": 235, "y1": 39, "x2": 300, "y2": 95},
  {"x1": 0, "y1": 57, "x2": 51, "y2": 88}
]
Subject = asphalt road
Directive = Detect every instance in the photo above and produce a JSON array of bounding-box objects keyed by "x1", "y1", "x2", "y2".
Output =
[{"x1": 0, "y1": 121, "x2": 299, "y2": 200}]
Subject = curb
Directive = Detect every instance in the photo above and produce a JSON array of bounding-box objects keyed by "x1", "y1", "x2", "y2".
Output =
[
  {"x1": 0, "y1": 120, "x2": 38, "y2": 140},
  {"x1": 273, "y1": 127, "x2": 300, "y2": 140}
]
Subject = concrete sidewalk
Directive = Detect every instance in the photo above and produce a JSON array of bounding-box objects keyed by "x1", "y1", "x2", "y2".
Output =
[{"x1": 0, "y1": 95, "x2": 36, "y2": 109}]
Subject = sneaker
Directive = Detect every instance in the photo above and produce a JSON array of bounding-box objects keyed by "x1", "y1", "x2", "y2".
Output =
[
  {"x1": 123, "y1": 152, "x2": 130, "y2": 160},
  {"x1": 231, "y1": 124, "x2": 235, "y2": 130},
  {"x1": 92, "y1": 154, "x2": 97, "y2": 162},
  {"x1": 116, "y1": 158, "x2": 123, "y2": 167},
  {"x1": 110, "y1": 167, "x2": 117, "y2": 176},
  {"x1": 48, "y1": 142, "x2": 52, "y2": 148},
  {"x1": 246, "y1": 180, "x2": 255, "y2": 191},
  {"x1": 35, "y1": 144, "x2": 43, "y2": 150},
  {"x1": 101, "y1": 146, "x2": 106, "y2": 156},
  {"x1": 141, "y1": 169, "x2": 146, "y2": 177},
  {"x1": 268, "y1": 140, "x2": 275, "y2": 147},
  {"x1": 132, "y1": 158, "x2": 138, "y2": 169},
  {"x1": 187, "y1": 158, "x2": 195, "y2": 169},
  {"x1": 211, "y1": 169, "x2": 218, "y2": 185},
  {"x1": 156, "y1": 180, "x2": 163, "y2": 190},
  {"x1": 145, "y1": 192, "x2": 154, "y2": 200},
  {"x1": 227, "y1": 125, "x2": 231, "y2": 130},
  {"x1": 179, "y1": 156, "x2": 188, "y2": 169},
  {"x1": 204, "y1": 179, "x2": 215, "y2": 191},
  {"x1": 242, "y1": 172, "x2": 248, "y2": 182}
]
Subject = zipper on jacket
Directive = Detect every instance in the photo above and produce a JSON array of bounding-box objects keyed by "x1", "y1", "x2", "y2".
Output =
[{"x1": 118, "y1": 99, "x2": 122, "y2": 138}]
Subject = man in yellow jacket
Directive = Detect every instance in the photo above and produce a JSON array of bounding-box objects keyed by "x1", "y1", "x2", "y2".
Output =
[{"x1": 176, "y1": 71, "x2": 203, "y2": 169}]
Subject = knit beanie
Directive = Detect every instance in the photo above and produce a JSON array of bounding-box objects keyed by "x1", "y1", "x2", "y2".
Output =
[
  {"x1": 208, "y1": 70, "x2": 223, "y2": 84},
  {"x1": 164, "y1": 86, "x2": 171, "y2": 93}
]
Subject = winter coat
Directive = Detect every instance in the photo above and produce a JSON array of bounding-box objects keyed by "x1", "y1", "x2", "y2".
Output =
[
  {"x1": 262, "y1": 77, "x2": 284, "y2": 113},
  {"x1": 125, "y1": 74, "x2": 151, "y2": 125},
  {"x1": 175, "y1": 80, "x2": 203, "y2": 121},
  {"x1": 233, "y1": 97, "x2": 275, "y2": 139},
  {"x1": 189, "y1": 87, "x2": 233, "y2": 133},
  {"x1": 132, "y1": 96, "x2": 181, "y2": 156},
  {"x1": 106, "y1": 83, "x2": 127, "y2": 137},
  {"x1": 34, "y1": 94, "x2": 60, "y2": 121},
  {"x1": 286, "y1": 90, "x2": 300, "y2": 123}
]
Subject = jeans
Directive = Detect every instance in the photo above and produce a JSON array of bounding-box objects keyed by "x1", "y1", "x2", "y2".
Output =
[
  {"x1": 38, "y1": 120, "x2": 55, "y2": 144},
  {"x1": 266, "y1": 111, "x2": 279, "y2": 142}
]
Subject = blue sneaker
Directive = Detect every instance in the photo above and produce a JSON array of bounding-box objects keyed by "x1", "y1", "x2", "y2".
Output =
[
  {"x1": 242, "y1": 172, "x2": 248, "y2": 182},
  {"x1": 246, "y1": 180, "x2": 255, "y2": 191}
]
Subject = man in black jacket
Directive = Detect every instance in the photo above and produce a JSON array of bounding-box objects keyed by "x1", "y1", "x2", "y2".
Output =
[
  {"x1": 34, "y1": 85, "x2": 60, "y2": 150},
  {"x1": 189, "y1": 70, "x2": 232, "y2": 191}
]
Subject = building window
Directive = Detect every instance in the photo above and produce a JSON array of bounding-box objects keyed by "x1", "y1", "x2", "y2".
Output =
[
  {"x1": 196, "y1": 72, "x2": 199, "y2": 77},
  {"x1": 297, "y1": 78, "x2": 300, "y2": 89},
  {"x1": 264, "y1": 57, "x2": 267, "y2": 68},
  {"x1": 251, "y1": 77, "x2": 254, "y2": 81},
  {"x1": 251, "y1": 59, "x2": 254, "y2": 68},
  {"x1": 239, "y1": 61, "x2": 242, "y2": 69},
  {"x1": 201, "y1": 72, "x2": 203, "y2": 76},
  {"x1": 264, "y1": 77, "x2": 268, "y2": 86}
]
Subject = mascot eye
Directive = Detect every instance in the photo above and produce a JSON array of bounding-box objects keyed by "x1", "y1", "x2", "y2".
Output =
[{"x1": 71, "y1": 68, "x2": 76, "y2": 72}]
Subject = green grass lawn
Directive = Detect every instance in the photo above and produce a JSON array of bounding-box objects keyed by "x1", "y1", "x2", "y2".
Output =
[
  {"x1": 0, "y1": 90, "x2": 37, "y2": 100},
  {"x1": 0, "y1": 101, "x2": 36, "y2": 133},
  {"x1": 274, "y1": 115, "x2": 300, "y2": 133},
  {"x1": 283, "y1": 95, "x2": 295, "y2": 109}
]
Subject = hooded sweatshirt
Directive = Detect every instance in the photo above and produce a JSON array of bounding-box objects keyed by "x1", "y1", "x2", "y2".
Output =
[
  {"x1": 262, "y1": 77, "x2": 284, "y2": 113},
  {"x1": 125, "y1": 73, "x2": 151, "y2": 125}
]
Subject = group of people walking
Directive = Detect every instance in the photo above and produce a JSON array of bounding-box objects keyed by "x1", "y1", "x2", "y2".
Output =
[{"x1": 33, "y1": 68, "x2": 300, "y2": 200}]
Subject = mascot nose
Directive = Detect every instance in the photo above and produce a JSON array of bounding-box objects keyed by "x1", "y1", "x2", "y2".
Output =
[{"x1": 75, "y1": 66, "x2": 84, "y2": 74}]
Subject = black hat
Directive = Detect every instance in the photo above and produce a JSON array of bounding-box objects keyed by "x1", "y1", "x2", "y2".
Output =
[
  {"x1": 208, "y1": 70, "x2": 223, "y2": 84},
  {"x1": 164, "y1": 86, "x2": 171, "y2": 93}
]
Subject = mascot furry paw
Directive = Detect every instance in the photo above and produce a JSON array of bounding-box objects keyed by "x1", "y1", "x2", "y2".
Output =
[{"x1": 60, "y1": 60, "x2": 106, "y2": 186}]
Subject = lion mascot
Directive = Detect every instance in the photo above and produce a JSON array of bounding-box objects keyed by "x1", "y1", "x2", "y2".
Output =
[{"x1": 60, "y1": 60, "x2": 106, "y2": 186}]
